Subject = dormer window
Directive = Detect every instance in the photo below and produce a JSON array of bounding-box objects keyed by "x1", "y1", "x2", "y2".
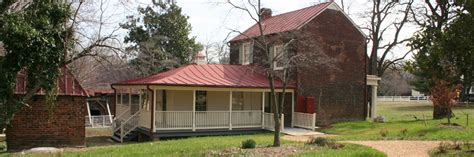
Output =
[
  {"x1": 273, "y1": 45, "x2": 285, "y2": 70},
  {"x1": 240, "y1": 42, "x2": 253, "y2": 65}
]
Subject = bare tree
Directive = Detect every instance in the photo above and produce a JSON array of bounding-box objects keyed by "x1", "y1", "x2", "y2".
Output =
[{"x1": 361, "y1": 0, "x2": 414, "y2": 77}]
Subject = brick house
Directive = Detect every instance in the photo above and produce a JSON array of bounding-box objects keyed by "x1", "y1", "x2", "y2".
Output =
[
  {"x1": 109, "y1": 2, "x2": 368, "y2": 142},
  {"x1": 228, "y1": 2, "x2": 367, "y2": 125},
  {"x1": 6, "y1": 68, "x2": 88, "y2": 150}
]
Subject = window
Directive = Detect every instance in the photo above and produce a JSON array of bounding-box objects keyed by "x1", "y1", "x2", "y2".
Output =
[
  {"x1": 195, "y1": 91, "x2": 207, "y2": 111},
  {"x1": 232, "y1": 92, "x2": 244, "y2": 110},
  {"x1": 273, "y1": 45, "x2": 286, "y2": 70},
  {"x1": 240, "y1": 42, "x2": 253, "y2": 65},
  {"x1": 470, "y1": 86, "x2": 474, "y2": 94}
]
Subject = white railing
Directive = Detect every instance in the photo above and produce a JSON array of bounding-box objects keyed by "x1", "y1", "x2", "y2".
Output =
[
  {"x1": 86, "y1": 115, "x2": 113, "y2": 128},
  {"x1": 293, "y1": 112, "x2": 316, "y2": 130},
  {"x1": 263, "y1": 113, "x2": 284, "y2": 131},
  {"x1": 155, "y1": 111, "x2": 193, "y2": 130},
  {"x1": 155, "y1": 110, "x2": 265, "y2": 131},
  {"x1": 196, "y1": 111, "x2": 229, "y2": 129},
  {"x1": 118, "y1": 111, "x2": 140, "y2": 142},
  {"x1": 113, "y1": 108, "x2": 131, "y2": 133},
  {"x1": 232, "y1": 110, "x2": 262, "y2": 128},
  {"x1": 377, "y1": 96, "x2": 430, "y2": 102}
]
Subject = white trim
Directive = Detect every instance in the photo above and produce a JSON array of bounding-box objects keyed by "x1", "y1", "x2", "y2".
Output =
[
  {"x1": 272, "y1": 44, "x2": 285, "y2": 70},
  {"x1": 296, "y1": 2, "x2": 367, "y2": 39},
  {"x1": 240, "y1": 41, "x2": 253, "y2": 65}
]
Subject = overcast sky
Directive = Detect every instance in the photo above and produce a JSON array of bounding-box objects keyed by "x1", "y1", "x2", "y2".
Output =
[{"x1": 97, "y1": 0, "x2": 417, "y2": 60}]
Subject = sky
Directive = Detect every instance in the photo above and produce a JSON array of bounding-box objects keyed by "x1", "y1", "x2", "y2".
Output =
[{"x1": 91, "y1": 0, "x2": 418, "y2": 60}]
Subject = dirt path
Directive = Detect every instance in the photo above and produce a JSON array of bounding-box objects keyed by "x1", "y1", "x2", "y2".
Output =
[
  {"x1": 283, "y1": 135, "x2": 443, "y2": 157},
  {"x1": 345, "y1": 141, "x2": 442, "y2": 157}
]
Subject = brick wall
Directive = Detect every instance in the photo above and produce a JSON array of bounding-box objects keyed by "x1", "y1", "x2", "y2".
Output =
[
  {"x1": 229, "y1": 9, "x2": 367, "y2": 126},
  {"x1": 6, "y1": 96, "x2": 86, "y2": 150},
  {"x1": 296, "y1": 9, "x2": 366, "y2": 125}
]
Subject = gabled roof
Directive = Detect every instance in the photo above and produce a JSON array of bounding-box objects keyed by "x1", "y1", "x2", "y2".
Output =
[
  {"x1": 113, "y1": 64, "x2": 295, "y2": 89},
  {"x1": 230, "y1": 2, "x2": 332, "y2": 42},
  {"x1": 15, "y1": 67, "x2": 88, "y2": 96}
]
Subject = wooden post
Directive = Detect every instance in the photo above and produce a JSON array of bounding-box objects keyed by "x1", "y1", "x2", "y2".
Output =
[
  {"x1": 291, "y1": 92, "x2": 295, "y2": 128},
  {"x1": 312, "y1": 113, "x2": 316, "y2": 131},
  {"x1": 261, "y1": 92, "x2": 265, "y2": 129},
  {"x1": 129, "y1": 88, "x2": 132, "y2": 111},
  {"x1": 229, "y1": 91, "x2": 233, "y2": 130},
  {"x1": 192, "y1": 90, "x2": 196, "y2": 131}
]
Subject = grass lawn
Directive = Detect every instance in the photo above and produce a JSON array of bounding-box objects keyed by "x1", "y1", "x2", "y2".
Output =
[
  {"x1": 323, "y1": 102, "x2": 474, "y2": 140},
  {"x1": 1, "y1": 133, "x2": 385, "y2": 157}
]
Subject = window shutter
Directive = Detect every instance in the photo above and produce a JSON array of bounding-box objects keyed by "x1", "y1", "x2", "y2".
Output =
[
  {"x1": 239, "y1": 44, "x2": 243, "y2": 64},
  {"x1": 269, "y1": 46, "x2": 274, "y2": 67},
  {"x1": 249, "y1": 42, "x2": 254, "y2": 64}
]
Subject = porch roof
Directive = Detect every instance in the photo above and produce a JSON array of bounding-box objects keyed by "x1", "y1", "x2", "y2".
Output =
[{"x1": 113, "y1": 64, "x2": 295, "y2": 89}]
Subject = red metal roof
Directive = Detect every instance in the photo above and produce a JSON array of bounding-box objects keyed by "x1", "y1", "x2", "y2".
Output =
[
  {"x1": 114, "y1": 64, "x2": 295, "y2": 89},
  {"x1": 15, "y1": 67, "x2": 88, "y2": 96},
  {"x1": 230, "y1": 2, "x2": 331, "y2": 42}
]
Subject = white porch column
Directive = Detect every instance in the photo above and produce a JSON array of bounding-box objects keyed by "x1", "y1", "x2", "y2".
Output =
[
  {"x1": 261, "y1": 92, "x2": 265, "y2": 129},
  {"x1": 291, "y1": 92, "x2": 295, "y2": 128},
  {"x1": 192, "y1": 90, "x2": 196, "y2": 131},
  {"x1": 106, "y1": 100, "x2": 113, "y2": 123},
  {"x1": 86, "y1": 102, "x2": 93, "y2": 127},
  {"x1": 229, "y1": 91, "x2": 233, "y2": 130},
  {"x1": 151, "y1": 89, "x2": 156, "y2": 132},
  {"x1": 371, "y1": 85, "x2": 378, "y2": 118}
]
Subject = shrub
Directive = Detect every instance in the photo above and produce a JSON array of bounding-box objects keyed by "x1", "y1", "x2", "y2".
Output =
[
  {"x1": 379, "y1": 128, "x2": 389, "y2": 138},
  {"x1": 437, "y1": 142, "x2": 450, "y2": 154},
  {"x1": 306, "y1": 137, "x2": 329, "y2": 147},
  {"x1": 306, "y1": 137, "x2": 344, "y2": 149},
  {"x1": 399, "y1": 128, "x2": 408, "y2": 139},
  {"x1": 241, "y1": 139, "x2": 256, "y2": 149}
]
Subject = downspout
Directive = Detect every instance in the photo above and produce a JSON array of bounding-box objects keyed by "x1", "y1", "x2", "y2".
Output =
[
  {"x1": 147, "y1": 85, "x2": 155, "y2": 140},
  {"x1": 111, "y1": 85, "x2": 117, "y2": 119}
]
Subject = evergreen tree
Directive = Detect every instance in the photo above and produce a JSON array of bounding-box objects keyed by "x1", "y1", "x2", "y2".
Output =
[{"x1": 121, "y1": 1, "x2": 202, "y2": 76}]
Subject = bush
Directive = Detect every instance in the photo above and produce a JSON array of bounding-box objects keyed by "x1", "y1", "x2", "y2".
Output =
[
  {"x1": 306, "y1": 137, "x2": 330, "y2": 147},
  {"x1": 241, "y1": 139, "x2": 256, "y2": 149},
  {"x1": 399, "y1": 128, "x2": 408, "y2": 139},
  {"x1": 437, "y1": 142, "x2": 450, "y2": 154},
  {"x1": 379, "y1": 128, "x2": 389, "y2": 138},
  {"x1": 306, "y1": 137, "x2": 344, "y2": 149}
]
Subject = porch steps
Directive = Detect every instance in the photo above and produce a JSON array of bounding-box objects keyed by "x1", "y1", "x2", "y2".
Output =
[{"x1": 111, "y1": 130, "x2": 138, "y2": 142}]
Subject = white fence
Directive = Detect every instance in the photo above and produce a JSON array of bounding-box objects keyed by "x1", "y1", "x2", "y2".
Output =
[
  {"x1": 293, "y1": 112, "x2": 316, "y2": 130},
  {"x1": 86, "y1": 115, "x2": 113, "y2": 128},
  {"x1": 377, "y1": 96, "x2": 430, "y2": 102}
]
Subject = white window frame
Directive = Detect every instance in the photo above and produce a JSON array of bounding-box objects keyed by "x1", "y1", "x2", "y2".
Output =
[
  {"x1": 240, "y1": 42, "x2": 252, "y2": 65},
  {"x1": 273, "y1": 44, "x2": 285, "y2": 70}
]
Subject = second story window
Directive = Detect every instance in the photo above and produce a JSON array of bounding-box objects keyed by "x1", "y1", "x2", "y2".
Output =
[
  {"x1": 240, "y1": 42, "x2": 253, "y2": 65},
  {"x1": 273, "y1": 45, "x2": 285, "y2": 70}
]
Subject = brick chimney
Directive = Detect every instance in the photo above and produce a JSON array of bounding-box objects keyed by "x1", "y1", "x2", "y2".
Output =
[
  {"x1": 260, "y1": 8, "x2": 272, "y2": 21},
  {"x1": 194, "y1": 51, "x2": 207, "y2": 65}
]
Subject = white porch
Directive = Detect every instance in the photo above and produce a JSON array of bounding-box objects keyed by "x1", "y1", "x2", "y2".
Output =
[{"x1": 113, "y1": 86, "x2": 298, "y2": 140}]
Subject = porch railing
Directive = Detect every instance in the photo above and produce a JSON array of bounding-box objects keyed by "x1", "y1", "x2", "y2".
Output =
[
  {"x1": 86, "y1": 115, "x2": 113, "y2": 128},
  {"x1": 293, "y1": 112, "x2": 316, "y2": 130},
  {"x1": 263, "y1": 113, "x2": 284, "y2": 131},
  {"x1": 155, "y1": 110, "x2": 264, "y2": 131}
]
